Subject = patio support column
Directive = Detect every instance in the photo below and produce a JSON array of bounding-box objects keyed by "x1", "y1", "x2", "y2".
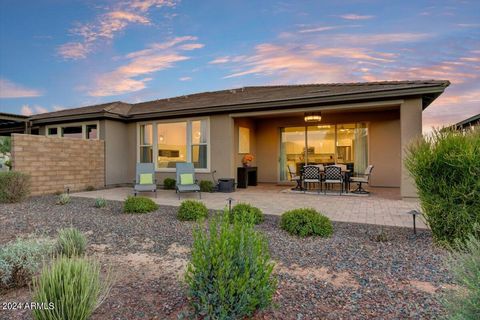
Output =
[{"x1": 400, "y1": 98, "x2": 423, "y2": 198}]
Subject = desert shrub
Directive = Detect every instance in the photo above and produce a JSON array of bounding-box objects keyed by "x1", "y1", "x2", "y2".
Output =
[
  {"x1": 199, "y1": 180, "x2": 214, "y2": 192},
  {"x1": 230, "y1": 202, "x2": 264, "y2": 225},
  {"x1": 185, "y1": 212, "x2": 276, "y2": 319},
  {"x1": 32, "y1": 256, "x2": 111, "y2": 320},
  {"x1": 280, "y1": 208, "x2": 333, "y2": 237},
  {"x1": 56, "y1": 193, "x2": 71, "y2": 205},
  {"x1": 177, "y1": 200, "x2": 208, "y2": 221},
  {"x1": 94, "y1": 197, "x2": 107, "y2": 208},
  {"x1": 123, "y1": 196, "x2": 158, "y2": 213},
  {"x1": 56, "y1": 228, "x2": 87, "y2": 258},
  {"x1": 442, "y1": 228, "x2": 480, "y2": 319},
  {"x1": 85, "y1": 185, "x2": 95, "y2": 191},
  {"x1": 163, "y1": 178, "x2": 176, "y2": 190},
  {"x1": 0, "y1": 171, "x2": 30, "y2": 203},
  {"x1": 0, "y1": 237, "x2": 54, "y2": 290},
  {"x1": 405, "y1": 128, "x2": 480, "y2": 245}
]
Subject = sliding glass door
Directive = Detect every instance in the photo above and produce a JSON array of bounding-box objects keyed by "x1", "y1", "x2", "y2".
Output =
[
  {"x1": 280, "y1": 123, "x2": 368, "y2": 181},
  {"x1": 279, "y1": 127, "x2": 305, "y2": 181}
]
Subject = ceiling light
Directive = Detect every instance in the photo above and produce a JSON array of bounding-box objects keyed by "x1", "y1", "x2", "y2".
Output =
[{"x1": 304, "y1": 112, "x2": 321, "y2": 123}]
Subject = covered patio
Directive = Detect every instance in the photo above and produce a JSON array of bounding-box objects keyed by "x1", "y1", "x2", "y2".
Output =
[{"x1": 73, "y1": 184, "x2": 425, "y2": 229}]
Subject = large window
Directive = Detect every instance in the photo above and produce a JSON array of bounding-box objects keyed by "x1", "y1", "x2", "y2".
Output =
[
  {"x1": 157, "y1": 122, "x2": 187, "y2": 168},
  {"x1": 46, "y1": 122, "x2": 99, "y2": 140},
  {"x1": 138, "y1": 118, "x2": 209, "y2": 171}
]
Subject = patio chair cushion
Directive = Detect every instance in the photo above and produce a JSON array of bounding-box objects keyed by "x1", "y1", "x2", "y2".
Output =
[
  {"x1": 177, "y1": 184, "x2": 201, "y2": 192},
  {"x1": 139, "y1": 173, "x2": 153, "y2": 185},
  {"x1": 350, "y1": 176, "x2": 368, "y2": 183},
  {"x1": 134, "y1": 184, "x2": 156, "y2": 191},
  {"x1": 180, "y1": 173, "x2": 194, "y2": 185}
]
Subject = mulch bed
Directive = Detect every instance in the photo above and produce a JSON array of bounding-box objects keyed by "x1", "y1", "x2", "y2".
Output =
[{"x1": 0, "y1": 195, "x2": 452, "y2": 319}]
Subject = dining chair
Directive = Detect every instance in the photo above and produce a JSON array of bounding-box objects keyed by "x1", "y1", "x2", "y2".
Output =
[
  {"x1": 324, "y1": 165, "x2": 344, "y2": 195},
  {"x1": 302, "y1": 165, "x2": 322, "y2": 193},
  {"x1": 287, "y1": 164, "x2": 302, "y2": 190}
]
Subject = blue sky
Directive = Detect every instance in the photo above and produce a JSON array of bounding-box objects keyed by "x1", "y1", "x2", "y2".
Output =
[{"x1": 0, "y1": 0, "x2": 479, "y2": 130}]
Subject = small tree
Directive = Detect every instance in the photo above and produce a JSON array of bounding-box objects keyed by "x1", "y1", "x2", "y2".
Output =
[
  {"x1": 185, "y1": 212, "x2": 276, "y2": 319},
  {"x1": 405, "y1": 128, "x2": 480, "y2": 245},
  {"x1": 0, "y1": 136, "x2": 11, "y2": 154}
]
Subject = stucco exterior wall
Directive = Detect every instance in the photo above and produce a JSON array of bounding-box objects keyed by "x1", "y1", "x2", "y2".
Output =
[
  {"x1": 103, "y1": 120, "x2": 131, "y2": 186},
  {"x1": 400, "y1": 98, "x2": 423, "y2": 198},
  {"x1": 369, "y1": 119, "x2": 401, "y2": 187},
  {"x1": 234, "y1": 118, "x2": 257, "y2": 167},
  {"x1": 254, "y1": 109, "x2": 401, "y2": 184},
  {"x1": 11, "y1": 134, "x2": 105, "y2": 195}
]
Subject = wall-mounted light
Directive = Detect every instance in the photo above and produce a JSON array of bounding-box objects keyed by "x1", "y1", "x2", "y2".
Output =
[{"x1": 304, "y1": 112, "x2": 321, "y2": 123}]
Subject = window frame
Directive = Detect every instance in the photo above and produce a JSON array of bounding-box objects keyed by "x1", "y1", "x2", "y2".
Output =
[
  {"x1": 136, "y1": 117, "x2": 210, "y2": 173},
  {"x1": 45, "y1": 121, "x2": 100, "y2": 140}
]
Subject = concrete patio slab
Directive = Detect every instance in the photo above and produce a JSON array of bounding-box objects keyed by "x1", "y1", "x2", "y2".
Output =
[{"x1": 73, "y1": 184, "x2": 426, "y2": 229}]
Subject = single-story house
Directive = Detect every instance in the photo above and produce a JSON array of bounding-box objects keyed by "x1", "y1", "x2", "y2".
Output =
[
  {"x1": 452, "y1": 113, "x2": 480, "y2": 131},
  {"x1": 1, "y1": 80, "x2": 450, "y2": 198}
]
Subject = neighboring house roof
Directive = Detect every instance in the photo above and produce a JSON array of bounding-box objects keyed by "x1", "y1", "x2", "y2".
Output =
[
  {"x1": 454, "y1": 113, "x2": 480, "y2": 129},
  {"x1": 0, "y1": 112, "x2": 28, "y2": 134},
  {"x1": 27, "y1": 80, "x2": 449, "y2": 124}
]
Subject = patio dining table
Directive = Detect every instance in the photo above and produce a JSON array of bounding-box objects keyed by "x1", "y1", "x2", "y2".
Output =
[{"x1": 300, "y1": 166, "x2": 351, "y2": 193}]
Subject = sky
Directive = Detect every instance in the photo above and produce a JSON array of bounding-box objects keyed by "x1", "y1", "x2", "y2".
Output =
[{"x1": 0, "y1": 0, "x2": 479, "y2": 131}]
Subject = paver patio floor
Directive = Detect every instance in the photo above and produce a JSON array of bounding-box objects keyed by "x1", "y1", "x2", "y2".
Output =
[{"x1": 73, "y1": 184, "x2": 425, "y2": 229}]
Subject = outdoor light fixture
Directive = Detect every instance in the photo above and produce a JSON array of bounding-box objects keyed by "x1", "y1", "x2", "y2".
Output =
[{"x1": 304, "y1": 112, "x2": 321, "y2": 123}]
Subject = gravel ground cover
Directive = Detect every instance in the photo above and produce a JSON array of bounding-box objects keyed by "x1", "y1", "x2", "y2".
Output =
[{"x1": 0, "y1": 196, "x2": 452, "y2": 319}]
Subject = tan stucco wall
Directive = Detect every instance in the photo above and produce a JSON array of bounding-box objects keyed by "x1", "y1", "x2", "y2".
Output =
[
  {"x1": 254, "y1": 109, "x2": 401, "y2": 184},
  {"x1": 103, "y1": 120, "x2": 132, "y2": 186},
  {"x1": 11, "y1": 134, "x2": 105, "y2": 195},
  {"x1": 369, "y1": 119, "x2": 401, "y2": 187},
  {"x1": 234, "y1": 118, "x2": 257, "y2": 167},
  {"x1": 400, "y1": 98, "x2": 423, "y2": 198}
]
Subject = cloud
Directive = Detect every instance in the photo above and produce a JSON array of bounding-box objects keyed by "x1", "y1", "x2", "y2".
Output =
[
  {"x1": 57, "y1": 42, "x2": 91, "y2": 60},
  {"x1": 456, "y1": 23, "x2": 480, "y2": 28},
  {"x1": 53, "y1": 105, "x2": 65, "y2": 111},
  {"x1": 209, "y1": 56, "x2": 231, "y2": 64},
  {"x1": 299, "y1": 26, "x2": 339, "y2": 33},
  {"x1": 58, "y1": 0, "x2": 178, "y2": 59},
  {"x1": 339, "y1": 14, "x2": 374, "y2": 20},
  {"x1": 89, "y1": 36, "x2": 202, "y2": 96},
  {"x1": 20, "y1": 104, "x2": 47, "y2": 116},
  {"x1": 179, "y1": 76, "x2": 192, "y2": 81},
  {"x1": 20, "y1": 105, "x2": 33, "y2": 116},
  {"x1": 0, "y1": 78, "x2": 42, "y2": 98}
]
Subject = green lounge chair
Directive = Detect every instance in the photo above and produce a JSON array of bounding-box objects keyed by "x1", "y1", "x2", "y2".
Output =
[
  {"x1": 134, "y1": 163, "x2": 157, "y2": 197},
  {"x1": 175, "y1": 162, "x2": 201, "y2": 199}
]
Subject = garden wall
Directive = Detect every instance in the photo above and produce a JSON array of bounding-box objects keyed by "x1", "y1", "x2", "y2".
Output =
[{"x1": 11, "y1": 134, "x2": 105, "y2": 195}]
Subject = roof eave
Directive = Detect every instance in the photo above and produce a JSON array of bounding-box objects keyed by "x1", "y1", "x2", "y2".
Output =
[{"x1": 129, "y1": 85, "x2": 449, "y2": 120}]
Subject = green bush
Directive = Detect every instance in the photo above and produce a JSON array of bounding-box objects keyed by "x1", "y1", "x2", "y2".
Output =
[
  {"x1": 230, "y1": 202, "x2": 264, "y2": 225},
  {"x1": 199, "y1": 180, "x2": 214, "y2": 192},
  {"x1": 0, "y1": 237, "x2": 54, "y2": 289},
  {"x1": 280, "y1": 208, "x2": 333, "y2": 237},
  {"x1": 177, "y1": 200, "x2": 208, "y2": 221},
  {"x1": 406, "y1": 128, "x2": 480, "y2": 245},
  {"x1": 0, "y1": 171, "x2": 31, "y2": 203},
  {"x1": 94, "y1": 197, "x2": 107, "y2": 208},
  {"x1": 32, "y1": 256, "x2": 111, "y2": 320},
  {"x1": 123, "y1": 196, "x2": 159, "y2": 213},
  {"x1": 85, "y1": 185, "x2": 95, "y2": 191},
  {"x1": 442, "y1": 228, "x2": 480, "y2": 319},
  {"x1": 163, "y1": 178, "x2": 176, "y2": 190},
  {"x1": 56, "y1": 193, "x2": 71, "y2": 205},
  {"x1": 56, "y1": 228, "x2": 87, "y2": 258},
  {"x1": 185, "y1": 212, "x2": 276, "y2": 319}
]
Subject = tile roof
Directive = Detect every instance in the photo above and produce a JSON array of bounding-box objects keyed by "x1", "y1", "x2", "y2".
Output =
[{"x1": 29, "y1": 80, "x2": 449, "y2": 122}]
